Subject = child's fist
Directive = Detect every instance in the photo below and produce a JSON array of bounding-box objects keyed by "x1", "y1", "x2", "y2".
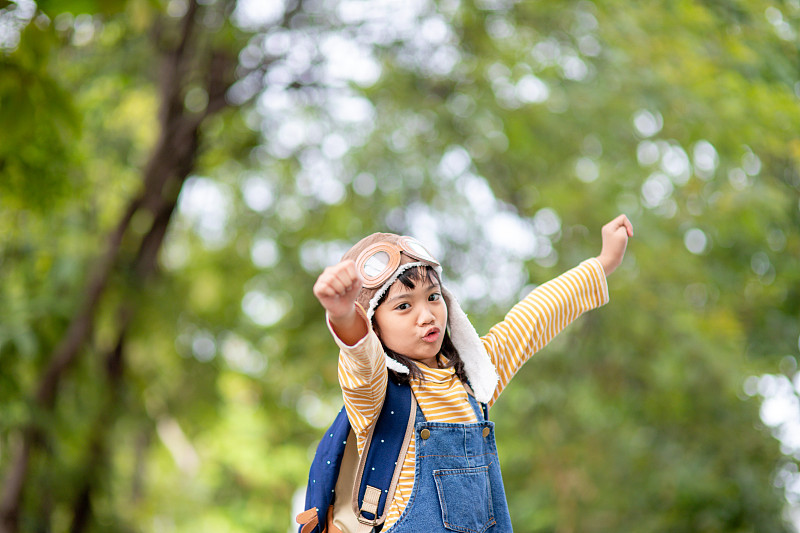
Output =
[
  {"x1": 597, "y1": 214, "x2": 634, "y2": 276},
  {"x1": 312, "y1": 260, "x2": 363, "y2": 320}
]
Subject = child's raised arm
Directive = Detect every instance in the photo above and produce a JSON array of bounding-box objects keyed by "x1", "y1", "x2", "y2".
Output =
[
  {"x1": 595, "y1": 214, "x2": 634, "y2": 276},
  {"x1": 312, "y1": 260, "x2": 368, "y2": 345}
]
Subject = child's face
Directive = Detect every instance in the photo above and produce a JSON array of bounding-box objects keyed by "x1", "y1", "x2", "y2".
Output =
[{"x1": 373, "y1": 274, "x2": 448, "y2": 369}]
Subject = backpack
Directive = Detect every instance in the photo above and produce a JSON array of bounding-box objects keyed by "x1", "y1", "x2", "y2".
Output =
[{"x1": 296, "y1": 379, "x2": 417, "y2": 533}]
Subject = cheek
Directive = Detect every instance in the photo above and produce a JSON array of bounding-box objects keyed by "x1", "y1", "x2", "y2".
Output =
[
  {"x1": 373, "y1": 311, "x2": 400, "y2": 344},
  {"x1": 372, "y1": 312, "x2": 386, "y2": 338}
]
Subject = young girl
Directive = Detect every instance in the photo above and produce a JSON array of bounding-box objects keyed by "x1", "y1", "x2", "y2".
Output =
[{"x1": 311, "y1": 214, "x2": 633, "y2": 532}]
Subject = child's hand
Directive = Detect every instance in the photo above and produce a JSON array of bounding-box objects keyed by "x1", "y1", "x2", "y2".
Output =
[
  {"x1": 596, "y1": 214, "x2": 634, "y2": 276},
  {"x1": 313, "y1": 260, "x2": 363, "y2": 321}
]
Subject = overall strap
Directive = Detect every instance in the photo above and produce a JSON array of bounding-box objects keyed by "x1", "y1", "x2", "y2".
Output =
[
  {"x1": 352, "y1": 379, "x2": 416, "y2": 530},
  {"x1": 463, "y1": 381, "x2": 490, "y2": 421}
]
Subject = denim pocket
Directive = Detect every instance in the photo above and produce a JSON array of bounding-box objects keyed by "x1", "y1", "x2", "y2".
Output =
[{"x1": 433, "y1": 465, "x2": 495, "y2": 533}]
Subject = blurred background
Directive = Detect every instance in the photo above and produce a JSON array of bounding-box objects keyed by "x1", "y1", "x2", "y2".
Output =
[{"x1": 1, "y1": 0, "x2": 799, "y2": 531}]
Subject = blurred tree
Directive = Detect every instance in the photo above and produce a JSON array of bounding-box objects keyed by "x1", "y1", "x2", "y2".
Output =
[
  {"x1": 0, "y1": 0, "x2": 798, "y2": 532},
  {"x1": 0, "y1": 0, "x2": 249, "y2": 530}
]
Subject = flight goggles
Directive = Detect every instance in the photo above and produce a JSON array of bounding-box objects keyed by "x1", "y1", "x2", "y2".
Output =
[{"x1": 355, "y1": 237, "x2": 440, "y2": 289}]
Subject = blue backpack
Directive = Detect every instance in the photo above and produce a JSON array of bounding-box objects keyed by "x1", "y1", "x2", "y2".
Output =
[{"x1": 296, "y1": 379, "x2": 417, "y2": 533}]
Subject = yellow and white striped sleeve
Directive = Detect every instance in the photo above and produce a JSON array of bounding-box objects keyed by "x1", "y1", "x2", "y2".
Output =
[
  {"x1": 328, "y1": 304, "x2": 387, "y2": 452},
  {"x1": 481, "y1": 258, "x2": 609, "y2": 405}
]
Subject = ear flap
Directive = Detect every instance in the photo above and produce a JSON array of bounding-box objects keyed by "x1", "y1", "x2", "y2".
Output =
[{"x1": 441, "y1": 287, "x2": 498, "y2": 404}]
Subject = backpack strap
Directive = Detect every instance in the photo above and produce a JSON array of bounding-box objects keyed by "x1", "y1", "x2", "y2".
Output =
[{"x1": 351, "y1": 379, "x2": 416, "y2": 529}]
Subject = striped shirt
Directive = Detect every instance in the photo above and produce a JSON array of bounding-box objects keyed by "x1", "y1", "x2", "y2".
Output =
[{"x1": 330, "y1": 258, "x2": 609, "y2": 529}]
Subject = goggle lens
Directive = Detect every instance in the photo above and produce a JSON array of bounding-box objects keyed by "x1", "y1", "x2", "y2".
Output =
[
  {"x1": 363, "y1": 251, "x2": 390, "y2": 278},
  {"x1": 401, "y1": 238, "x2": 437, "y2": 264}
]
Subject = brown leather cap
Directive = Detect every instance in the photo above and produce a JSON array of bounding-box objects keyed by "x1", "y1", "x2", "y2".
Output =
[{"x1": 342, "y1": 233, "x2": 439, "y2": 317}]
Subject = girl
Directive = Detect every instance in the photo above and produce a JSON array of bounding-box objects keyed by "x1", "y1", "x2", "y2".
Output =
[{"x1": 310, "y1": 214, "x2": 633, "y2": 532}]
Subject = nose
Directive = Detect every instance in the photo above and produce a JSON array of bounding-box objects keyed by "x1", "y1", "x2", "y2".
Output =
[{"x1": 416, "y1": 304, "x2": 435, "y2": 326}]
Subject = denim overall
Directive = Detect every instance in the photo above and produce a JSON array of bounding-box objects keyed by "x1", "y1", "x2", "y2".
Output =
[{"x1": 388, "y1": 392, "x2": 513, "y2": 532}]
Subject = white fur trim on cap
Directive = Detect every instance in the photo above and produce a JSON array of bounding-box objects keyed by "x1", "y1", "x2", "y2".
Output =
[{"x1": 385, "y1": 354, "x2": 410, "y2": 374}]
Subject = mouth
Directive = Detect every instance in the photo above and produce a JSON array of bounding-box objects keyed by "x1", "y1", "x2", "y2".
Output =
[{"x1": 422, "y1": 327, "x2": 441, "y2": 343}]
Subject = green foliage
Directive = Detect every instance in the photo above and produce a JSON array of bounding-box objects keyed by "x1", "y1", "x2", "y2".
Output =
[
  {"x1": 0, "y1": 21, "x2": 80, "y2": 209},
  {"x1": 36, "y1": 0, "x2": 127, "y2": 17}
]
